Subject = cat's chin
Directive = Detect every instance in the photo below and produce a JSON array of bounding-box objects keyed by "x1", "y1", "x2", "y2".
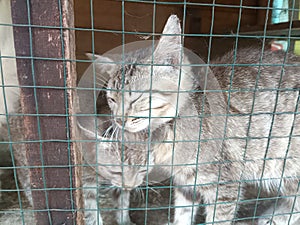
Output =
[
  {"x1": 123, "y1": 121, "x2": 150, "y2": 133},
  {"x1": 114, "y1": 122, "x2": 146, "y2": 133},
  {"x1": 124, "y1": 120, "x2": 170, "y2": 133},
  {"x1": 124, "y1": 122, "x2": 163, "y2": 133}
]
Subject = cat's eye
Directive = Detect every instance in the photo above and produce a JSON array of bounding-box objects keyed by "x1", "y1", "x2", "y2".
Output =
[
  {"x1": 111, "y1": 171, "x2": 122, "y2": 175},
  {"x1": 107, "y1": 97, "x2": 116, "y2": 104},
  {"x1": 152, "y1": 104, "x2": 166, "y2": 110},
  {"x1": 130, "y1": 93, "x2": 143, "y2": 105},
  {"x1": 132, "y1": 117, "x2": 141, "y2": 122},
  {"x1": 139, "y1": 169, "x2": 147, "y2": 174}
]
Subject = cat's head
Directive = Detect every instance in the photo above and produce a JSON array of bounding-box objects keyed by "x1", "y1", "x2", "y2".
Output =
[
  {"x1": 78, "y1": 117, "x2": 153, "y2": 190},
  {"x1": 90, "y1": 15, "x2": 194, "y2": 133}
]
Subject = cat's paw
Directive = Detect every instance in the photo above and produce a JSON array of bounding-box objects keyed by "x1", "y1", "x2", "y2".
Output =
[
  {"x1": 84, "y1": 212, "x2": 103, "y2": 225},
  {"x1": 84, "y1": 218, "x2": 103, "y2": 225}
]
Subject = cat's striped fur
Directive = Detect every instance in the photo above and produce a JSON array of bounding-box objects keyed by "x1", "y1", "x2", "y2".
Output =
[{"x1": 93, "y1": 15, "x2": 300, "y2": 225}]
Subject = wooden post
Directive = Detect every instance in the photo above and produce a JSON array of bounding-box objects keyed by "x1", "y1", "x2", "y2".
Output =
[
  {"x1": 10, "y1": 0, "x2": 84, "y2": 224},
  {"x1": 257, "y1": 0, "x2": 274, "y2": 25}
]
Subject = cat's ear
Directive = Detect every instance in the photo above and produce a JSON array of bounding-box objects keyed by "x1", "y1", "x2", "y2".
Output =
[
  {"x1": 86, "y1": 53, "x2": 117, "y2": 77},
  {"x1": 154, "y1": 15, "x2": 182, "y2": 65}
]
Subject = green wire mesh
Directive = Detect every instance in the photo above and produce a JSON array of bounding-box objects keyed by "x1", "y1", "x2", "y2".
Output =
[{"x1": 0, "y1": 0, "x2": 300, "y2": 225}]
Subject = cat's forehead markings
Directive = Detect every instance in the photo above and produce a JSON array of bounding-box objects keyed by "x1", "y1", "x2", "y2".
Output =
[{"x1": 113, "y1": 63, "x2": 136, "y2": 90}]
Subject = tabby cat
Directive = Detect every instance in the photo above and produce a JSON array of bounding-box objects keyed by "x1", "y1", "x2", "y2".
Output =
[
  {"x1": 91, "y1": 15, "x2": 300, "y2": 225},
  {"x1": 78, "y1": 116, "x2": 154, "y2": 225},
  {"x1": 4, "y1": 111, "x2": 152, "y2": 225}
]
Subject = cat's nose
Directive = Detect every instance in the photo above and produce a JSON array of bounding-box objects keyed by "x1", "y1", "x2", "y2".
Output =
[{"x1": 122, "y1": 185, "x2": 133, "y2": 191}]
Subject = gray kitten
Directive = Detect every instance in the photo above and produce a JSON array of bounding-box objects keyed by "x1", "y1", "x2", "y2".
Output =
[
  {"x1": 3, "y1": 109, "x2": 153, "y2": 225},
  {"x1": 92, "y1": 15, "x2": 300, "y2": 225},
  {"x1": 78, "y1": 117, "x2": 154, "y2": 225}
]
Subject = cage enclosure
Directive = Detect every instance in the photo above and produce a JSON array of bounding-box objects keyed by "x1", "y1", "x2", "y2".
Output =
[{"x1": 0, "y1": 0, "x2": 300, "y2": 225}]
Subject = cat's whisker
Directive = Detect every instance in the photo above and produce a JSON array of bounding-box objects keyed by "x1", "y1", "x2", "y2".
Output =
[
  {"x1": 147, "y1": 186, "x2": 161, "y2": 196},
  {"x1": 103, "y1": 125, "x2": 113, "y2": 139},
  {"x1": 95, "y1": 77, "x2": 107, "y2": 84},
  {"x1": 134, "y1": 187, "x2": 145, "y2": 204},
  {"x1": 103, "y1": 185, "x2": 117, "y2": 193},
  {"x1": 95, "y1": 76, "x2": 109, "y2": 86},
  {"x1": 147, "y1": 180, "x2": 164, "y2": 186},
  {"x1": 139, "y1": 188, "x2": 146, "y2": 204},
  {"x1": 110, "y1": 126, "x2": 118, "y2": 145}
]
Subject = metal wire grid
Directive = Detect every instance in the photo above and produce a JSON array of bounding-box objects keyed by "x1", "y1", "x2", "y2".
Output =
[{"x1": 0, "y1": 0, "x2": 299, "y2": 225}]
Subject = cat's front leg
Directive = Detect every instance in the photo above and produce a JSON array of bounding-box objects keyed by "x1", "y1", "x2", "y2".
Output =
[
  {"x1": 202, "y1": 183, "x2": 240, "y2": 225},
  {"x1": 113, "y1": 189, "x2": 136, "y2": 225},
  {"x1": 83, "y1": 183, "x2": 103, "y2": 225},
  {"x1": 166, "y1": 188, "x2": 200, "y2": 225}
]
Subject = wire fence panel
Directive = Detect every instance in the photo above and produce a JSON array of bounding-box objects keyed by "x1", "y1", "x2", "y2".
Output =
[{"x1": 1, "y1": 0, "x2": 300, "y2": 225}]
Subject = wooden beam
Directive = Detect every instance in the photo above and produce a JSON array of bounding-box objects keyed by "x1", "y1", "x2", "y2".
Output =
[
  {"x1": 256, "y1": 0, "x2": 273, "y2": 26},
  {"x1": 10, "y1": 0, "x2": 83, "y2": 224},
  {"x1": 239, "y1": 20, "x2": 300, "y2": 37}
]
